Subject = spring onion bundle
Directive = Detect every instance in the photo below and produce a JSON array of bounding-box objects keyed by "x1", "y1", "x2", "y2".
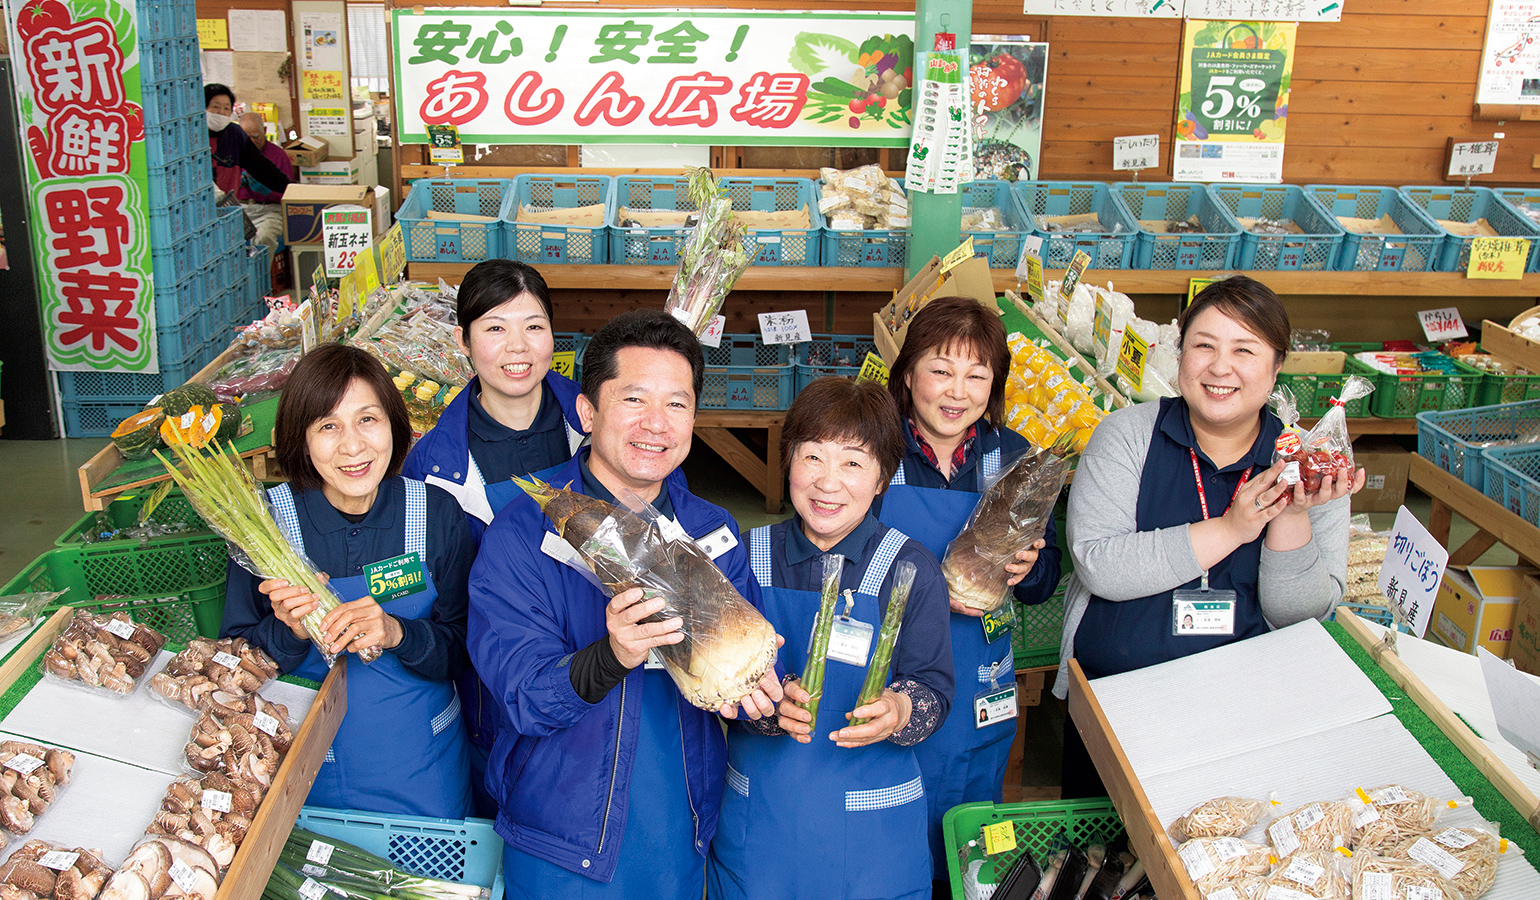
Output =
[
  {"x1": 665, "y1": 167, "x2": 751, "y2": 336},
  {"x1": 850, "y1": 560, "x2": 915, "y2": 726},
  {"x1": 155, "y1": 430, "x2": 380, "y2": 667},
  {"x1": 798, "y1": 553, "x2": 844, "y2": 731},
  {"x1": 272, "y1": 828, "x2": 489, "y2": 900}
]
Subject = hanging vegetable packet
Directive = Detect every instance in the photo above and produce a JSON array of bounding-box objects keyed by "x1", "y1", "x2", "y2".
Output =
[
  {"x1": 665, "y1": 167, "x2": 751, "y2": 337},
  {"x1": 42, "y1": 609, "x2": 168, "y2": 697},
  {"x1": 1272, "y1": 376, "x2": 1373, "y2": 493},
  {"x1": 799, "y1": 554, "x2": 843, "y2": 732}
]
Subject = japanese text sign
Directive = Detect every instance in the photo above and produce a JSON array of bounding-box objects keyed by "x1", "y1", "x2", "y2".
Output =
[
  {"x1": 1113, "y1": 134, "x2": 1160, "y2": 171},
  {"x1": 1016, "y1": 235, "x2": 1044, "y2": 304},
  {"x1": 1466, "y1": 237, "x2": 1529, "y2": 281},
  {"x1": 378, "y1": 224, "x2": 407, "y2": 285},
  {"x1": 1417, "y1": 307, "x2": 1468, "y2": 342},
  {"x1": 427, "y1": 124, "x2": 464, "y2": 165},
  {"x1": 1116, "y1": 328, "x2": 1149, "y2": 394},
  {"x1": 322, "y1": 206, "x2": 373, "y2": 278},
  {"x1": 757, "y1": 310, "x2": 811, "y2": 345},
  {"x1": 392, "y1": 9, "x2": 915, "y2": 147},
  {"x1": 1448, "y1": 141, "x2": 1498, "y2": 178},
  {"x1": 6, "y1": 0, "x2": 157, "y2": 372},
  {"x1": 1174, "y1": 19, "x2": 1295, "y2": 184},
  {"x1": 855, "y1": 352, "x2": 889, "y2": 386},
  {"x1": 1378, "y1": 506, "x2": 1448, "y2": 639},
  {"x1": 1058, "y1": 249, "x2": 1092, "y2": 302}
]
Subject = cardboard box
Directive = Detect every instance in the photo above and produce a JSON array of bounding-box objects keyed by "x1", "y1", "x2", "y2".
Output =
[
  {"x1": 1515, "y1": 575, "x2": 1540, "y2": 676},
  {"x1": 1351, "y1": 438, "x2": 1411, "y2": 513},
  {"x1": 283, "y1": 183, "x2": 371, "y2": 245},
  {"x1": 873, "y1": 255, "x2": 999, "y2": 363},
  {"x1": 283, "y1": 136, "x2": 329, "y2": 168},
  {"x1": 1429, "y1": 565, "x2": 1531, "y2": 657}
]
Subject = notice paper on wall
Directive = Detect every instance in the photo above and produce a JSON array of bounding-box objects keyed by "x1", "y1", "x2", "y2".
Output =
[{"x1": 228, "y1": 8, "x2": 287, "y2": 52}]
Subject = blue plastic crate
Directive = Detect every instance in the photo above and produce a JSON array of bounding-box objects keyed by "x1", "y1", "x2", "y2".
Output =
[
  {"x1": 400, "y1": 178, "x2": 509, "y2": 263},
  {"x1": 502, "y1": 174, "x2": 612, "y2": 265},
  {"x1": 1483, "y1": 443, "x2": 1540, "y2": 526},
  {"x1": 136, "y1": 0, "x2": 192, "y2": 41},
  {"x1": 157, "y1": 306, "x2": 205, "y2": 354},
  {"x1": 957, "y1": 180, "x2": 1031, "y2": 269},
  {"x1": 817, "y1": 177, "x2": 906, "y2": 267},
  {"x1": 151, "y1": 269, "x2": 206, "y2": 323},
  {"x1": 1488, "y1": 187, "x2": 1540, "y2": 272},
  {"x1": 553, "y1": 332, "x2": 589, "y2": 381},
  {"x1": 1399, "y1": 186, "x2": 1540, "y2": 272},
  {"x1": 149, "y1": 194, "x2": 203, "y2": 248},
  {"x1": 143, "y1": 114, "x2": 201, "y2": 168},
  {"x1": 794, "y1": 333, "x2": 876, "y2": 392},
  {"x1": 1210, "y1": 184, "x2": 1343, "y2": 271},
  {"x1": 215, "y1": 204, "x2": 245, "y2": 253},
  {"x1": 150, "y1": 235, "x2": 204, "y2": 292},
  {"x1": 1418, "y1": 400, "x2": 1540, "y2": 493},
  {"x1": 140, "y1": 39, "x2": 179, "y2": 83},
  {"x1": 1304, "y1": 185, "x2": 1445, "y2": 273},
  {"x1": 611, "y1": 175, "x2": 822, "y2": 266},
  {"x1": 146, "y1": 153, "x2": 201, "y2": 208},
  {"x1": 295, "y1": 807, "x2": 503, "y2": 900},
  {"x1": 1014, "y1": 181, "x2": 1139, "y2": 269},
  {"x1": 57, "y1": 368, "x2": 197, "y2": 405},
  {"x1": 62, "y1": 399, "x2": 153, "y2": 438},
  {"x1": 678, "y1": 333, "x2": 796, "y2": 410},
  {"x1": 1110, "y1": 182, "x2": 1242, "y2": 269},
  {"x1": 246, "y1": 245, "x2": 272, "y2": 298}
]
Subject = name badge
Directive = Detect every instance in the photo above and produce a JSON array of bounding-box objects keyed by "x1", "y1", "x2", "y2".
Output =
[
  {"x1": 974, "y1": 684, "x2": 1018, "y2": 728},
  {"x1": 826, "y1": 616, "x2": 874, "y2": 667},
  {"x1": 1172, "y1": 589, "x2": 1237, "y2": 636},
  {"x1": 645, "y1": 648, "x2": 666, "y2": 670},
  {"x1": 541, "y1": 530, "x2": 586, "y2": 570},
  {"x1": 364, "y1": 552, "x2": 426, "y2": 603},
  {"x1": 699, "y1": 524, "x2": 739, "y2": 560},
  {"x1": 657, "y1": 516, "x2": 689, "y2": 543}
]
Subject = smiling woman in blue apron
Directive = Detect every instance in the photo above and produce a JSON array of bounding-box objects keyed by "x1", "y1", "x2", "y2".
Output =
[
  {"x1": 221, "y1": 344, "x2": 475, "y2": 819},
  {"x1": 402, "y1": 260, "x2": 586, "y2": 816},
  {"x1": 709, "y1": 377, "x2": 954, "y2": 900},
  {"x1": 874, "y1": 296, "x2": 1062, "y2": 895},
  {"x1": 1054, "y1": 276, "x2": 1362, "y2": 798}
]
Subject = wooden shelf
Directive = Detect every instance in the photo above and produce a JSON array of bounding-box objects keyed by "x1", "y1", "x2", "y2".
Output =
[{"x1": 1410, "y1": 454, "x2": 1540, "y2": 566}]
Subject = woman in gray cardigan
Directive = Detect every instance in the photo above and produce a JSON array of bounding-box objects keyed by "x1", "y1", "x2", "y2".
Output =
[{"x1": 1055, "y1": 276, "x2": 1363, "y2": 796}]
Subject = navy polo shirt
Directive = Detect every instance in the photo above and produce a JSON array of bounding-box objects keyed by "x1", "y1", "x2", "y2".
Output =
[
  {"x1": 576, "y1": 452, "x2": 675, "y2": 521},
  {"x1": 467, "y1": 382, "x2": 571, "y2": 487},
  {"x1": 1073, "y1": 397, "x2": 1282, "y2": 680}
]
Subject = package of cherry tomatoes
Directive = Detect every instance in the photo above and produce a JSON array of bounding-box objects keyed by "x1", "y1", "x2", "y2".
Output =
[{"x1": 1271, "y1": 375, "x2": 1374, "y2": 493}]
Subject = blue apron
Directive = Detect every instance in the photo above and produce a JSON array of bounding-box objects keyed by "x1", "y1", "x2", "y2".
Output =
[
  {"x1": 878, "y1": 452, "x2": 1015, "y2": 883},
  {"x1": 502, "y1": 670, "x2": 703, "y2": 898},
  {"x1": 708, "y1": 526, "x2": 930, "y2": 900},
  {"x1": 270, "y1": 481, "x2": 473, "y2": 820}
]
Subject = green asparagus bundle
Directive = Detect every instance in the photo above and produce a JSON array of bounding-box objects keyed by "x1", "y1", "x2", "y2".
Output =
[
  {"x1": 798, "y1": 553, "x2": 844, "y2": 732},
  {"x1": 664, "y1": 167, "x2": 751, "y2": 336},
  {"x1": 155, "y1": 435, "x2": 380, "y2": 666},
  {"x1": 275, "y1": 828, "x2": 489, "y2": 900},
  {"x1": 849, "y1": 560, "x2": 916, "y2": 726}
]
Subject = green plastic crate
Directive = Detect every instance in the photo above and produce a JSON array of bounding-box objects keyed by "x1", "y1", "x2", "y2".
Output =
[
  {"x1": 1012, "y1": 581, "x2": 1066, "y2": 671},
  {"x1": 1277, "y1": 348, "x2": 1373, "y2": 418},
  {"x1": 944, "y1": 798, "x2": 1126, "y2": 899},
  {"x1": 56, "y1": 489, "x2": 211, "y2": 546},
  {"x1": 1472, "y1": 360, "x2": 1540, "y2": 407},
  {"x1": 1, "y1": 547, "x2": 225, "y2": 644},
  {"x1": 1345, "y1": 354, "x2": 1487, "y2": 418}
]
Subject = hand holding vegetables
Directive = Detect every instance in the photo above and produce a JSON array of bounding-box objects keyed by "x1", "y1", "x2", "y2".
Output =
[
  {"x1": 260, "y1": 579, "x2": 404, "y2": 655},
  {"x1": 952, "y1": 538, "x2": 1046, "y2": 617},
  {"x1": 606, "y1": 586, "x2": 684, "y2": 669},
  {"x1": 832, "y1": 688, "x2": 911, "y2": 748}
]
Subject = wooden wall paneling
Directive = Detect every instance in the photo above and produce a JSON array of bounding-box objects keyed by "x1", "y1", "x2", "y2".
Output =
[{"x1": 196, "y1": 0, "x2": 299, "y2": 131}]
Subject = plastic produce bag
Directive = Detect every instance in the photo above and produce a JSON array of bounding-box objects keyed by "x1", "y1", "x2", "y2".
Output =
[
  {"x1": 0, "y1": 840, "x2": 113, "y2": 900},
  {"x1": 941, "y1": 443, "x2": 1072, "y2": 613},
  {"x1": 0, "y1": 592, "x2": 61, "y2": 641},
  {"x1": 183, "y1": 694, "x2": 292, "y2": 791},
  {"x1": 1344, "y1": 784, "x2": 1442, "y2": 851},
  {"x1": 666, "y1": 168, "x2": 751, "y2": 337},
  {"x1": 0, "y1": 741, "x2": 75, "y2": 836},
  {"x1": 512, "y1": 475, "x2": 778, "y2": 710},
  {"x1": 148, "y1": 637, "x2": 280, "y2": 714},
  {"x1": 1272, "y1": 375, "x2": 1373, "y2": 493},
  {"x1": 1177, "y1": 837, "x2": 1272, "y2": 887},
  {"x1": 1172, "y1": 797, "x2": 1273, "y2": 842},
  {"x1": 42, "y1": 609, "x2": 167, "y2": 696},
  {"x1": 1267, "y1": 802, "x2": 1353, "y2": 856},
  {"x1": 146, "y1": 773, "x2": 267, "y2": 868},
  {"x1": 101, "y1": 836, "x2": 221, "y2": 900},
  {"x1": 1262, "y1": 849, "x2": 1350, "y2": 899},
  {"x1": 1350, "y1": 853, "x2": 1459, "y2": 900},
  {"x1": 1387, "y1": 804, "x2": 1508, "y2": 900}
]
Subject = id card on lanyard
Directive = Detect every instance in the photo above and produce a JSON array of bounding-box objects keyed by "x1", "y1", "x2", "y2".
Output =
[{"x1": 1172, "y1": 450, "x2": 1250, "y2": 637}]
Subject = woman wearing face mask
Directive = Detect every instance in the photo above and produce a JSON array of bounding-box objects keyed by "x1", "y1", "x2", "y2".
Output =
[
  {"x1": 401, "y1": 259, "x2": 586, "y2": 816},
  {"x1": 206, "y1": 83, "x2": 291, "y2": 201},
  {"x1": 1055, "y1": 275, "x2": 1362, "y2": 796}
]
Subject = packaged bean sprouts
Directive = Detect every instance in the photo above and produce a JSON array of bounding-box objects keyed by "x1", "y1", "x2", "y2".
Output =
[
  {"x1": 1388, "y1": 814, "x2": 1505, "y2": 900},
  {"x1": 1173, "y1": 797, "x2": 1274, "y2": 841},
  {"x1": 1267, "y1": 802, "x2": 1353, "y2": 856}
]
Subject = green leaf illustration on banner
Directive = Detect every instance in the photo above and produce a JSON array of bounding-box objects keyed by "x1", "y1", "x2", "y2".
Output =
[
  {"x1": 788, "y1": 32, "x2": 857, "y2": 75},
  {"x1": 75, "y1": 0, "x2": 136, "y2": 53},
  {"x1": 1195, "y1": 19, "x2": 1226, "y2": 47}
]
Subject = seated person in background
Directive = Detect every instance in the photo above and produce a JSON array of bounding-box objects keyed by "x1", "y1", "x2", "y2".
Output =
[
  {"x1": 206, "y1": 83, "x2": 291, "y2": 235},
  {"x1": 236, "y1": 113, "x2": 293, "y2": 256}
]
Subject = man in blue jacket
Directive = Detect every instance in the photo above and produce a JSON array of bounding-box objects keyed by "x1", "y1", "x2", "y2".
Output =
[{"x1": 468, "y1": 310, "x2": 783, "y2": 899}]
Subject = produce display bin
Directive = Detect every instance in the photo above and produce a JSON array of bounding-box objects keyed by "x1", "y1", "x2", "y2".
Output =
[
  {"x1": 55, "y1": 489, "x2": 211, "y2": 546},
  {"x1": 502, "y1": 174, "x2": 613, "y2": 265},
  {"x1": 1418, "y1": 399, "x2": 1540, "y2": 493},
  {"x1": 1275, "y1": 349, "x2": 1372, "y2": 418},
  {"x1": 793, "y1": 334, "x2": 876, "y2": 392},
  {"x1": 295, "y1": 807, "x2": 504, "y2": 900},
  {"x1": 1014, "y1": 181, "x2": 1139, "y2": 269},
  {"x1": 943, "y1": 798, "x2": 1125, "y2": 900},
  {"x1": 399, "y1": 178, "x2": 510, "y2": 264},
  {"x1": 959, "y1": 180, "x2": 1033, "y2": 269},
  {"x1": 611, "y1": 175, "x2": 822, "y2": 267},
  {"x1": 0, "y1": 547, "x2": 225, "y2": 644},
  {"x1": 1012, "y1": 578, "x2": 1066, "y2": 671},
  {"x1": 1347, "y1": 353, "x2": 1487, "y2": 419},
  {"x1": 1304, "y1": 184, "x2": 1445, "y2": 272},
  {"x1": 1472, "y1": 360, "x2": 1540, "y2": 406},
  {"x1": 1398, "y1": 185, "x2": 1540, "y2": 273},
  {"x1": 699, "y1": 334, "x2": 795, "y2": 411},
  {"x1": 818, "y1": 177, "x2": 906, "y2": 267},
  {"x1": 1482, "y1": 443, "x2": 1540, "y2": 526},
  {"x1": 1210, "y1": 183, "x2": 1343, "y2": 271},
  {"x1": 1109, "y1": 182, "x2": 1242, "y2": 270},
  {"x1": 1491, "y1": 187, "x2": 1540, "y2": 270}
]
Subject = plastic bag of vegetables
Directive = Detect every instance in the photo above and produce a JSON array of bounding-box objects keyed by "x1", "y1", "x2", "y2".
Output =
[
  {"x1": 941, "y1": 439, "x2": 1073, "y2": 613},
  {"x1": 513, "y1": 475, "x2": 778, "y2": 710}
]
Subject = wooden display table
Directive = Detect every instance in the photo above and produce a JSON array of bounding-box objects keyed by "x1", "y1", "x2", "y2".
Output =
[
  {"x1": 694, "y1": 410, "x2": 784, "y2": 514},
  {"x1": 1409, "y1": 453, "x2": 1540, "y2": 567}
]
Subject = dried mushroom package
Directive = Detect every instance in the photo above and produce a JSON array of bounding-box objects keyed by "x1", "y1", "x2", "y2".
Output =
[
  {"x1": 513, "y1": 476, "x2": 778, "y2": 711},
  {"x1": 0, "y1": 840, "x2": 112, "y2": 900},
  {"x1": 43, "y1": 611, "x2": 167, "y2": 697},
  {"x1": 0, "y1": 741, "x2": 75, "y2": 838},
  {"x1": 149, "y1": 638, "x2": 279, "y2": 715},
  {"x1": 145, "y1": 773, "x2": 266, "y2": 870}
]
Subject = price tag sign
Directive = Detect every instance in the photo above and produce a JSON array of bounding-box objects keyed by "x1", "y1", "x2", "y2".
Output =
[
  {"x1": 699, "y1": 314, "x2": 726, "y2": 349},
  {"x1": 253, "y1": 710, "x2": 281, "y2": 736},
  {"x1": 5, "y1": 753, "x2": 42, "y2": 775},
  {"x1": 211, "y1": 651, "x2": 241, "y2": 670},
  {"x1": 1467, "y1": 237, "x2": 1530, "y2": 281},
  {"x1": 1448, "y1": 140, "x2": 1499, "y2": 177},
  {"x1": 1015, "y1": 235, "x2": 1045, "y2": 304},
  {"x1": 1116, "y1": 328, "x2": 1149, "y2": 394},
  {"x1": 981, "y1": 821, "x2": 1018, "y2": 856},
  {"x1": 167, "y1": 861, "x2": 199, "y2": 893},
  {"x1": 1378, "y1": 506, "x2": 1449, "y2": 639},
  {"x1": 104, "y1": 618, "x2": 137, "y2": 639},
  {"x1": 322, "y1": 206, "x2": 373, "y2": 278},
  {"x1": 306, "y1": 840, "x2": 335, "y2": 866},
  {"x1": 299, "y1": 878, "x2": 331, "y2": 900},
  {"x1": 1417, "y1": 307, "x2": 1468, "y2": 342},
  {"x1": 426, "y1": 124, "x2": 463, "y2": 165},
  {"x1": 551, "y1": 351, "x2": 575, "y2": 379},
  {"x1": 757, "y1": 310, "x2": 812, "y2": 345},
  {"x1": 202, "y1": 789, "x2": 232, "y2": 812},
  {"x1": 941, "y1": 237, "x2": 975, "y2": 274},
  {"x1": 1058, "y1": 249, "x2": 1092, "y2": 303},
  {"x1": 1113, "y1": 134, "x2": 1160, "y2": 172},
  {"x1": 1184, "y1": 277, "x2": 1217, "y2": 313},
  {"x1": 855, "y1": 352, "x2": 890, "y2": 386},
  {"x1": 378, "y1": 224, "x2": 407, "y2": 285},
  {"x1": 295, "y1": 298, "x2": 317, "y2": 352},
  {"x1": 38, "y1": 851, "x2": 79, "y2": 871}
]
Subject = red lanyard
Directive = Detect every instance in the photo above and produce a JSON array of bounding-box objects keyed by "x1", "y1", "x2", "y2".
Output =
[{"x1": 1190, "y1": 449, "x2": 1253, "y2": 521}]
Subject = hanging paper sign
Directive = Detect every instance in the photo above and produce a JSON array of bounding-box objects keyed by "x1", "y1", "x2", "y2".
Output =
[
  {"x1": 301, "y1": 70, "x2": 347, "y2": 101},
  {"x1": 855, "y1": 352, "x2": 890, "y2": 386},
  {"x1": 1417, "y1": 307, "x2": 1468, "y2": 342},
  {"x1": 378, "y1": 224, "x2": 407, "y2": 285},
  {"x1": 322, "y1": 207, "x2": 374, "y2": 278},
  {"x1": 699, "y1": 314, "x2": 726, "y2": 349},
  {"x1": 906, "y1": 47, "x2": 972, "y2": 193},
  {"x1": 198, "y1": 18, "x2": 229, "y2": 50},
  {"x1": 1378, "y1": 506, "x2": 1448, "y2": 640},
  {"x1": 1113, "y1": 134, "x2": 1160, "y2": 171},
  {"x1": 1058, "y1": 249, "x2": 1092, "y2": 303},
  {"x1": 1449, "y1": 141, "x2": 1499, "y2": 178},
  {"x1": 427, "y1": 124, "x2": 464, "y2": 165},
  {"x1": 757, "y1": 310, "x2": 812, "y2": 345},
  {"x1": 968, "y1": 41, "x2": 1047, "y2": 182},
  {"x1": 1174, "y1": 19, "x2": 1295, "y2": 184},
  {"x1": 551, "y1": 351, "x2": 576, "y2": 378},
  {"x1": 1116, "y1": 328, "x2": 1149, "y2": 394},
  {"x1": 1467, "y1": 237, "x2": 1529, "y2": 280},
  {"x1": 1016, "y1": 235, "x2": 1045, "y2": 304},
  {"x1": 941, "y1": 238, "x2": 975, "y2": 274}
]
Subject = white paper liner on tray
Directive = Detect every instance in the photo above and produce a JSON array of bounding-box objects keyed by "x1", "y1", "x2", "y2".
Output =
[{"x1": 3, "y1": 650, "x2": 316, "y2": 776}]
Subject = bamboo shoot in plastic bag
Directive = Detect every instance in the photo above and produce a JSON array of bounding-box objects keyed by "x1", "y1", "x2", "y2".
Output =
[
  {"x1": 513, "y1": 476, "x2": 778, "y2": 710},
  {"x1": 942, "y1": 442, "x2": 1073, "y2": 613}
]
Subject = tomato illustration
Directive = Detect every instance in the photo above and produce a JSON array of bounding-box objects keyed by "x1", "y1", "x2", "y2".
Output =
[
  {"x1": 14, "y1": 0, "x2": 70, "y2": 40},
  {"x1": 968, "y1": 51, "x2": 1027, "y2": 112},
  {"x1": 121, "y1": 103, "x2": 144, "y2": 143}
]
